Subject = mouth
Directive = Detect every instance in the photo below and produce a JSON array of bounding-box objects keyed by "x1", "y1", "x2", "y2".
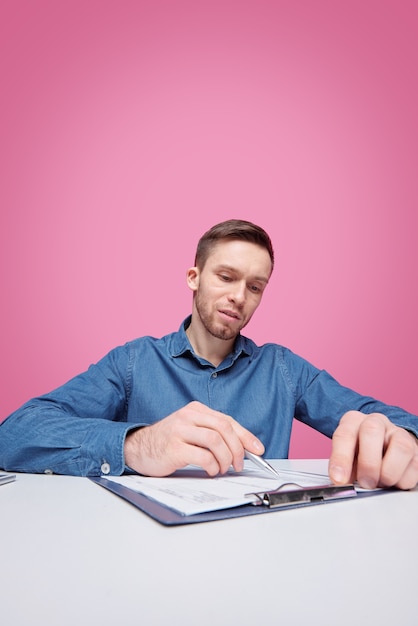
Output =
[{"x1": 218, "y1": 309, "x2": 241, "y2": 322}]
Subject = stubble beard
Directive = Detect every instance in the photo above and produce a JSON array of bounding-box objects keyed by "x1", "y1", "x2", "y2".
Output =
[{"x1": 194, "y1": 292, "x2": 245, "y2": 341}]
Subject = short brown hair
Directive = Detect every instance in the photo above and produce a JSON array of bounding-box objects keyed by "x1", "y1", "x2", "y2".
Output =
[{"x1": 195, "y1": 219, "x2": 274, "y2": 270}]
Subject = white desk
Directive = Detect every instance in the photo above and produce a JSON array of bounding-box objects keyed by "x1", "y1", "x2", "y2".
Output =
[{"x1": 1, "y1": 460, "x2": 417, "y2": 626}]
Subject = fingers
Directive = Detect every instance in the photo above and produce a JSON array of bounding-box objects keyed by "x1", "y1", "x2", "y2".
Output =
[
  {"x1": 378, "y1": 429, "x2": 418, "y2": 490},
  {"x1": 176, "y1": 420, "x2": 239, "y2": 475},
  {"x1": 354, "y1": 413, "x2": 387, "y2": 489},
  {"x1": 329, "y1": 411, "x2": 363, "y2": 485},
  {"x1": 124, "y1": 401, "x2": 264, "y2": 477},
  {"x1": 175, "y1": 402, "x2": 264, "y2": 473},
  {"x1": 329, "y1": 411, "x2": 418, "y2": 490}
]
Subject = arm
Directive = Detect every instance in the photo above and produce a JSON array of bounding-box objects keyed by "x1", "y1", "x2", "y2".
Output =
[
  {"x1": 1, "y1": 345, "x2": 264, "y2": 477},
  {"x1": 0, "y1": 345, "x2": 137, "y2": 476},
  {"x1": 288, "y1": 358, "x2": 418, "y2": 490}
]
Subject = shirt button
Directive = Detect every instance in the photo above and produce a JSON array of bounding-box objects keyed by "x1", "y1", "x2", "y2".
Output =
[
  {"x1": 101, "y1": 462, "x2": 111, "y2": 475},
  {"x1": 212, "y1": 372, "x2": 218, "y2": 378},
  {"x1": 44, "y1": 469, "x2": 53, "y2": 475}
]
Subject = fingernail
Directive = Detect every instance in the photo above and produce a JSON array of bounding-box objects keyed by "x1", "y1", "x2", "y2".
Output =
[
  {"x1": 330, "y1": 466, "x2": 347, "y2": 484},
  {"x1": 358, "y1": 477, "x2": 376, "y2": 490},
  {"x1": 253, "y1": 439, "x2": 263, "y2": 452}
]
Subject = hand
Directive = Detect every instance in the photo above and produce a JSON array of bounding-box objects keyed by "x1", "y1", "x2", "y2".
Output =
[
  {"x1": 124, "y1": 401, "x2": 264, "y2": 477},
  {"x1": 329, "y1": 410, "x2": 418, "y2": 490}
]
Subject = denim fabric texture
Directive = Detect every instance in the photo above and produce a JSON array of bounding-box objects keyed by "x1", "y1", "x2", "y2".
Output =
[{"x1": 1, "y1": 317, "x2": 417, "y2": 476}]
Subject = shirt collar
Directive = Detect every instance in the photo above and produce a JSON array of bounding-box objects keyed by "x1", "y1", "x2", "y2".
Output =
[{"x1": 171, "y1": 316, "x2": 253, "y2": 363}]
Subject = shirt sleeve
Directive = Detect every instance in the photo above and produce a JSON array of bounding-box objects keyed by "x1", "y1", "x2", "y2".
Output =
[
  {"x1": 293, "y1": 363, "x2": 418, "y2": 438},
  {"x1": 0, "y1": 344, "x2": 142, "y2": 476}
]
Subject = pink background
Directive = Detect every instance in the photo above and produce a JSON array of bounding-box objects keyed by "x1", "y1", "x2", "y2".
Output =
[{"x1": 1, "y1": 0, "x2": 417, "y2": 458}]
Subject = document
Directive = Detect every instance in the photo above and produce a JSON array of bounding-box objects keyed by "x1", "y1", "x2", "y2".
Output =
[{"x1": 104, "y1": 464, "x2": 333, "y2": 516}]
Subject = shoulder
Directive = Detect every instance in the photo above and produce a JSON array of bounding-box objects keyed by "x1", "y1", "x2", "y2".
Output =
[
  {"x1": 241, "y1": 336, "x2": 321, "y2": 378},
  {"x1": 112, "y1": 327, "x2": 182, "y2": 357},
  {"x1": 240, "y1": 335, "x2": 302, "y2": 362}
]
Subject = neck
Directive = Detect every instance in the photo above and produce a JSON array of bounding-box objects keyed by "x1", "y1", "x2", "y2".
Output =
[{"x1": 186, "y1": 317, "x2": 235, "y2": 367}]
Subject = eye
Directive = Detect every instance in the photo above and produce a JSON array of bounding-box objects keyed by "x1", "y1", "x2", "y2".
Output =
[
  {"x1": 219, "y1": 274, "x2": 232, "y2": 282},
  {"x1": 248, "y1": 284, "x2": 262, "y2": 294}
]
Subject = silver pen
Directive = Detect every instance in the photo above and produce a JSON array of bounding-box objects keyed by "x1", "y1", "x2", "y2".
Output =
[{"x1": 244, "y1": 450, "x2": 281, "y2": 479}]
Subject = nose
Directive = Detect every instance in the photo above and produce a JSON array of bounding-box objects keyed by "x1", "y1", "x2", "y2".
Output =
[{"x1": 228, "y1": 280, "x2": 246, "y2": 305}]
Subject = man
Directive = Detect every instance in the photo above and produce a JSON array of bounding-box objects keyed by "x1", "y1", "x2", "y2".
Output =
[{"x1": 1, "y1": 219, "x2": 417, "y2": 489}]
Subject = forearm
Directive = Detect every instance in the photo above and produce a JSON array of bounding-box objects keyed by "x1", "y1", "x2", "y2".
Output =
[
  {"x1": 0, "y1": 408, "x2": 140, "y2": 476},
  {"x1": 0, "y1": 343, "x2": 141, "y2": 475},
  {"x1": 297, "y1": 370, "x2": 418, "y2": 438}
]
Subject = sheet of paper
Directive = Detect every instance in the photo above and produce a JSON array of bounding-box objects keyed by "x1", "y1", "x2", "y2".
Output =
[{"x1": 105, "y1": 463, "x2": 331, "y2": 516}]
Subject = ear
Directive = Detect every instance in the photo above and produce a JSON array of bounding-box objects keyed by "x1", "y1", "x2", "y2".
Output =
[{"x1": 186, "y1": 266, "x2": 200, "y2": 292}]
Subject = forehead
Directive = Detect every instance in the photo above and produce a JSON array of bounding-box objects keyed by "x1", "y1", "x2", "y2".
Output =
[{"x1": 204, "y1": 239, "x2": 272, "y2": 279}]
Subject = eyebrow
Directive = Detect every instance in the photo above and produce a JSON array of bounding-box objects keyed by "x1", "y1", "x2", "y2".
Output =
[{"x1": 215, "y1": 264, "x2": 270, "y2": 284}]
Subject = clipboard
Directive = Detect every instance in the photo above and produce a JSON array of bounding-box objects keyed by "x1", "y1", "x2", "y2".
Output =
[
  {"x1": 0, "y1": 472, "x2": 16, "y2": 486},
  {"x1": 90, "y1": 476, "x2": 386, "y2": 526}
]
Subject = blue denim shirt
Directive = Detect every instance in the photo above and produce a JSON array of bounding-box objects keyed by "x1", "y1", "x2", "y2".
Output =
[{"x1": 1, "y1": 317, "x2": 417, "y2": 476}]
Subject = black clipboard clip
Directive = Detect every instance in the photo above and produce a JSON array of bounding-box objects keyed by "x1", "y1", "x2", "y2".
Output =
[{"x1": 249, "y1": 483, "x2": 357, "y2": 508}]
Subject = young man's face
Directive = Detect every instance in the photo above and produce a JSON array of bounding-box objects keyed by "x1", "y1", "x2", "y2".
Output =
[{"x1": 187, "y1": 239, "x2": 272, "y2": 341}]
